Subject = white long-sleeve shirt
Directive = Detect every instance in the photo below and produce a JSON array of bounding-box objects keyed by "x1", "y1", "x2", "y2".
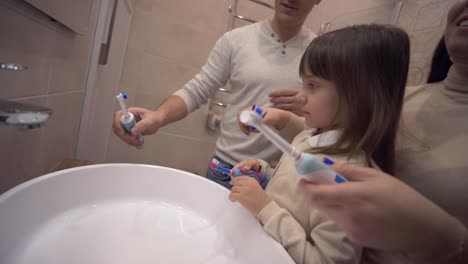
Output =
[{"x1": 173, "y1": 20, "x2": 315, "y2": 165}]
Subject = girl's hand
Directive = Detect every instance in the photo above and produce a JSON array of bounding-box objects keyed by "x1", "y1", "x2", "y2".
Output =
[
  {"x1": 234, "y1": 159, "x2": 261, "y2": 172},
  {"x1": 299, "y1": 162, "x2": 466, "y2": 262},
  {"x1": 237, "y1": 107, "x2": 291, "y2": 135},
  {"x1": 229, "y1": 176, "x2": 272, "y2": 216}
]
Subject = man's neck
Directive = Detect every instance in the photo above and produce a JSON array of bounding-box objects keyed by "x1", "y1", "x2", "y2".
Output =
[{"x1": 270, "y1": 17, "x2": 304, "y2": 42}]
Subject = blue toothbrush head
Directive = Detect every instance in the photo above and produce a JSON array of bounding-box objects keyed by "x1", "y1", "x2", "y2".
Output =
[
  {"x1": 121, "y1": 91, "x2": 128, "y2": 99},
  {"x1": 251, "y1": 105, "x2": 266, "y2": 117}
]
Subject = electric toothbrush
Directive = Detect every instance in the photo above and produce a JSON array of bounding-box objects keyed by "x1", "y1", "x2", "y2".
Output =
[
  {"x1": 209, "y1": 161, "x2": 270, "y2": 189},
  {"x1": 116, "y1": 92, "x2": 144, "y2": 144},
  {"x1": 239, "y1": 105, "x2": 347, "y2": 184}
]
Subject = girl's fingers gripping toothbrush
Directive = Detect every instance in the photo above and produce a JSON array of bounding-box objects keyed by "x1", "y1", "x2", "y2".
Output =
[
  {"x1": 239, "y1": 105, "x2": 347, "y2": 184},
  {"x1": 209, "y1": 161, "x2": 270, "y2": 189},
  {"x1": 116, "y1": 92, "x2": 144, "y2": 144}
]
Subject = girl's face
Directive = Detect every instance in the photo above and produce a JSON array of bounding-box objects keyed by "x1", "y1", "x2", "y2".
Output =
[{"x1": 300, "y1": 75, "x2": 340, "y2": 129}]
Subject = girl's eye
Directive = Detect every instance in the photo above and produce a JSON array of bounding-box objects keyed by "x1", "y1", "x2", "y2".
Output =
[{"x1": 307, "y1": 83, "x2": 318, "y2": 89}]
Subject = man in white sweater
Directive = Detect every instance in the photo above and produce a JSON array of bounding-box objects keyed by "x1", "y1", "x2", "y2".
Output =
[{"x1": 113, "y1": 0, "x2": 320, "y2": 188}]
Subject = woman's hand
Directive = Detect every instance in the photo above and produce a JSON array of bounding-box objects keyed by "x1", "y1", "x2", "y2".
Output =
[
  {"x1": 269, "y1": 88, "x2": 307, "y2": 116},
  {"x1": 237, "y1": 107, "x2": 291, "y2": 135},
  {"x1": 229, "y1": 176, "x2": 272, "y2": 216},
  {"x1": 299, "y1": 162, "x2": 466, "y2": 262}
]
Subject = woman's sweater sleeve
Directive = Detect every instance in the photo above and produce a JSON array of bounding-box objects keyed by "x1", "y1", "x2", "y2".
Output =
[
  {"x1": 256, "y1": 159, "x2": 275, "y2": 177},
  {"x1": 257, "y1": 201, "x2": 362, "y2": 264}
]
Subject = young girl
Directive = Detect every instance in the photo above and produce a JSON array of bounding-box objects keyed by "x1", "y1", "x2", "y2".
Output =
[{"x1": 229, "y1": 24, "x2": 410, "y2": 264}]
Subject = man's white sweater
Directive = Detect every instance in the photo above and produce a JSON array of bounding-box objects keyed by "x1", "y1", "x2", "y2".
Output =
[{"x1": 174, "y1": 20, "x2": 315, "y2": 165}]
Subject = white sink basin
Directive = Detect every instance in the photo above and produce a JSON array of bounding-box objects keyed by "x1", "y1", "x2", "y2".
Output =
[{"x1": 0, "y1": 164, "x2": 293, "y2": 264}]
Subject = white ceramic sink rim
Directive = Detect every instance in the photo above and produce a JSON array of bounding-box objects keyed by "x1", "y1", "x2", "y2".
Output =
[{"x1": 0, "y1": 163, "x2": 293, "y2": 264}]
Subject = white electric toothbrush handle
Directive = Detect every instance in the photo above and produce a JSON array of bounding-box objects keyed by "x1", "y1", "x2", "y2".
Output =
[
  {"x1": 257, "y1": 121, "x2": 302, "y2": 160},
  {"x1": 240, "y1": 107, "x2": 346, "y2": 184},
  {"x1": 239, "y1": 110, "x2": 302, "y2": 160},
  {"x1": 116, "y1": 92, "x2": 144, "y2": 144}
]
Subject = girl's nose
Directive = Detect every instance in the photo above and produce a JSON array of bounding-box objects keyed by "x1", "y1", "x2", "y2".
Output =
[{"x1": 297, "y1": 91, "x2": 307, "y2": 105}]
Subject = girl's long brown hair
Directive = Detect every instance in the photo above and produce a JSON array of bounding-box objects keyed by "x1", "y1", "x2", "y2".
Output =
[{"x1": 299, "y1": 24, "x2": 410, "y2": 174}]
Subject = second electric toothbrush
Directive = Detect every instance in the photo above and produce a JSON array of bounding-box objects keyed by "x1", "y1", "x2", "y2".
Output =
[
  {"x1": 116, "y1": 92, "x2": 144, "y2": 144},
  {"x1": 239, "y1": 105, "x2": 347, "y2": 184}
]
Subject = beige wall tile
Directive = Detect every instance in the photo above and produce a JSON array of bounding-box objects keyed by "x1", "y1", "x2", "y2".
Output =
[
  {"x1": 302, "y1": 0, "x2": 456, "y2": 85},
  {"x1": 47, "y1": 30, "x2": 92, "y2": 94},
  {"x1": 106, "y1": 134, "x2": 149, "y2": 164},
  {"x1": 0, "y1": 50, "x2": 52, "y2": 99},
  {"x1": 0, "y1": 0, "x2": 98, "y2": 98},
  {"x1": 413, "y1": 2, "x2": 447, "y2": 31},
  {"x1": 0, "y1": 4, "x2": 54, "y2": 99},
  {"x1": 27, "y1": 91, "x2": 85, "y2": 180},
  {"x1": 398, "y1": 0, "x2": 457, "y2": 85},
  {"x1": 0, "y1": 91, "x2": 86, "y2": 192},
  {"x1": 127, "y1": 8, "x2": 153, "y2": 53},
  {"x1": 133, "y1": 91, "x2": 218, "y2": 142},
  {"x1": 0, "y1": 96, "x2": 46, "y2": 193},
  {"x1": 290, "y1": 0, "x2": 456, "y2": 85},
  {"x1": 138, "y1": 52, "x2": 199, "y2": 98},
  {"x1": 47, "y1": 1, "x2": 99, "y2": 94},
  {"x1": 152, "y1": 0, "x2": 227, "y2": 37},
  {"x1": 25, "y1": 0, "x2": 95, "y2": 34},
  {"x1": 0, "y1": 0, "x2": 98, "y2": 192},
  {"x1": 135, "y1": 0, "x2": 152, "y2": 12},
  {"x1": 147, "y1": 14, "x2": 217, "y2": 69},
  {"x1": 120, "y1": 48, "x2": 144, "y2": 101},
  {"x1": 305, "y1": 0, "x2": 390, "y2": 32},
  {"x1": 107, "y1": 131, "x2": 215, "y2": 176},
  {"x1": 236, "y1": 0, "x2": 274, "y2": 24}
]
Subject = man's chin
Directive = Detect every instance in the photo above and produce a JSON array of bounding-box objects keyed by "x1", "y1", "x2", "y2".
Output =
[{"x1": 276, "y1": 14, "x2": 300, "y2": 24}]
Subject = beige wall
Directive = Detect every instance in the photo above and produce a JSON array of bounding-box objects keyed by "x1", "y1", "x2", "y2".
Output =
[
  {"x1": 398, "y1": 0, "x2": 457, "y2": 85},
  {"x1": 310, "y1": 0, "x2": 456, "y2": 85},
  {"x1": 240, "y1": 0, "x2": 457, "y2": 84},
  {"x1": 0, "y1": 1, "x2": 98, "y2": 193},
  {"x1": 306, "y1": 0, "x2": 393, "y2": 31}
]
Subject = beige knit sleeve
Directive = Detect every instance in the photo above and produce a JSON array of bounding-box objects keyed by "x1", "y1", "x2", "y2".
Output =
[
  {"x1": 257, "y1": 201, "x2": 362, "y2": 264},
  {"x1": 278, "y1": 112, "x2": 307, "y2": 143},
  {"x1": 256, "y1": 159, "x2": 275, "y2": 177}
]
